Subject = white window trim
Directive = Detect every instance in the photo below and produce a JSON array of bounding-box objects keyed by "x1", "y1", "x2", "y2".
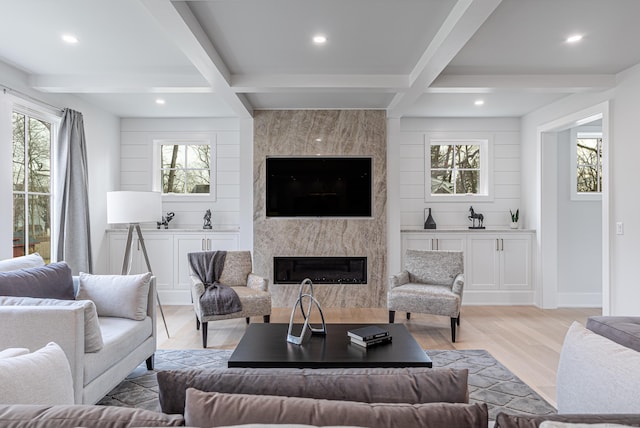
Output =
[
  {"x1": 152, "y1": 136, "x2": 217, "y2": 202},
  {"x1": 570, "y1": 127, "x2": 602, "y2": 201},
  {"x1": 424, "y1": 133, "x2": 494, "y2": 202}
]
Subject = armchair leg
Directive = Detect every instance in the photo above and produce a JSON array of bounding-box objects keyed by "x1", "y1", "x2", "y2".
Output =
[
  {"x1": 202, "y1": 322, "x2": 208, "y2": 348},
  {"x1": 457, "y1": 313, "x2": 461, "y2": 326},
  {"x1": 450, "y1": 317, "x2": 457, "y2": 342},
  {"x1": 264, "y1": 315, "x2": 270, "y2": 323},
  {"x1": 388, "y1": 311, "x2": 396, "y2": 323},
  {"x1": 146, "y1": 355, "x2": 154, "y2": 370},
  {"x1": 406, "y1": 312, "x2": 411, "y2": 320},
  {"x1": 196, "y1": 316, "x2": 200, "y2": 331},
  {"x1": 246, "y1": 317, "x2": 250, "y2": 324}
]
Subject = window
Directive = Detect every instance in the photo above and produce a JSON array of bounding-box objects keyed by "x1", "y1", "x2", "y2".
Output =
[
  {"x1": 571, "y1": 129, "x2": 603, "y2": 200},
  {"x1": 426, "y1": 137, "x2": 491, "y2": 201},
  {"x1": 12, "y1": 110, "x2": 53, "y2": 262},
  {"x1": 155, "y1": 139, "x2": 215, "y2": 199}
]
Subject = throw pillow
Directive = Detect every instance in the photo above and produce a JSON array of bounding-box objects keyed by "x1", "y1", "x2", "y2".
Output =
[
  {"x1": 495, "y1": 413, "x2": 640, "y2": 428},
  {"x1": 0, "y1": 253, "x2": 45, "y2": 272},
  {"x1": 157, "y1": 366, "x2": 469, "y2": 415},
  {"x1": 0, "y1": 261, "x2": 74, "y2": 300},
  {"x1": 540, "y1": 423, "x2": 635, "y2": 428},
  {"x1": 184, "y1": 389, "x2": 488, "y2": 428},
  {"x1": 77, "y1": 272, "x2": 151, "y2": 321},
  {"x1": 0, "y1": 296, "x2": 103, "y2": 353},
  {"x1": 0, "y1": 342, "x2": 74, "y2": 405},
  {"x1": 0, "y1": 348, "x2": 29, "y2": 359}
]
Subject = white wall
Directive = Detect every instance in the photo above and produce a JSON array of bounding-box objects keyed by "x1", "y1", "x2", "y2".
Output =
[
  {"x1": 119, "y1": 118, "x2": 242, "y2": 231},
  {"x1": 399, "y1": 118, "x2": 521, "y2": 229},
  {"x1": 556, "y1": 129, "x2": 602, "y2": 306},
  {"x1": 0, "y1": 61, "x2": 119, "y2": 274}
]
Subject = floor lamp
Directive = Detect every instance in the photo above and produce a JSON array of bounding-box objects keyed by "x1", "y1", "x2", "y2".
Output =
[{"x1": 107, "y1": 191, "x2": 170, "y2": 338}]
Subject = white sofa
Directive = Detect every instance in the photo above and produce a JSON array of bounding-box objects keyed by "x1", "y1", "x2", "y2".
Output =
[{"x1": 0, "y1": 254, "x2": 156, "y2": 405}]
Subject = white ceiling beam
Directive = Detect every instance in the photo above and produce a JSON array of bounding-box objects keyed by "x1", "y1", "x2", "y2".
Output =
[
  {"x1": 30, "y1": 74, "x2": 213, "y2": 93},
  {"x1": 387, "y1": 0, "x2": 503, "y2": 118},
  {"x1": 429, "y1": 74, "x2": 617, "y2": 93},
  {"x1": 139, "y1": 0, "x2": 252, "y2": 118},
  {"x1": 232, "y1": 74, "x2": 409, "y2": 93}
]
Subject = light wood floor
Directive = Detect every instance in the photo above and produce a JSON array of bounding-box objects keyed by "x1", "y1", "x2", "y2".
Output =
[{"x1": 156, "y1": 305, "x2": 600, "y2": 408}]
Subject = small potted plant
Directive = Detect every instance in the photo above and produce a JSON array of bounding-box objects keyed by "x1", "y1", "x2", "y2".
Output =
[{"x1": 510, "y1": 209, "x2": 519, "y2": 229}]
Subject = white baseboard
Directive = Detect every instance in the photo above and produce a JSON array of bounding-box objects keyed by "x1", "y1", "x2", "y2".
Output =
[
  {"x1": 462, "y1": 290, "x2": 535, "y2": 305},
  {"x1": 557, "y1": 292, "x2": 602, "y2": 308},
  {"x1": 157, "y1": 290, "x2": 192, "y2": 305}
]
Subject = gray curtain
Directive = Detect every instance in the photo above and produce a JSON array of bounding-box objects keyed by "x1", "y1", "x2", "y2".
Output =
[{"x1": 55, "y1": 108, "x2": 92, "y2": 274}]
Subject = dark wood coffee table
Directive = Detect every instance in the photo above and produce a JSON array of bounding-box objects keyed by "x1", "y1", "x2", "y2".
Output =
[{"x1": 228, "y1": 323, "x2": 432, "y2": 368}]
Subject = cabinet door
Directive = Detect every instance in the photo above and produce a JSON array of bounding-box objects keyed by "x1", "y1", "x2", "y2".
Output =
[
  {"x1": 139, "y1": 234, "x2": 173, "y2": 290},
  {"x1": 500, "y1": 235, "x2": 531, "y2": 289},
  {"x1": 400, "y1": 233, "x2": 434, "y2": 268},
  {"x1": 175, "y1": 235, "x2": 208, "y2": 290},
  {"x1": 430, "y1": 234, "x2": 465, "y2": 251},
  {"x1": 467, "y1": 236, "x2": 500, "y2": 290}
]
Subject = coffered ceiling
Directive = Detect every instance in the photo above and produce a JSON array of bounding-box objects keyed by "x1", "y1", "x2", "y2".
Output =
[{"x1": 1, "y1": 0, "x2": 639, "y2": 118}]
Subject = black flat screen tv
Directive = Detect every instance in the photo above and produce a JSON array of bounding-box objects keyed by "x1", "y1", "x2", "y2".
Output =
[{"x1": 266, "y1": 157, "x2": 372, "y2": 217}]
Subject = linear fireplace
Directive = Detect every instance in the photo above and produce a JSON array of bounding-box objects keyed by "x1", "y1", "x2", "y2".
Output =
[{"x1": 274, "y1": 256, "x2": 367, "y2": 284}]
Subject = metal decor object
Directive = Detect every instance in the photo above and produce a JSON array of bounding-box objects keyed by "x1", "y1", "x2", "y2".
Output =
[{"x1": 286, "y1": 278, "x2": 327, "y2": 345}]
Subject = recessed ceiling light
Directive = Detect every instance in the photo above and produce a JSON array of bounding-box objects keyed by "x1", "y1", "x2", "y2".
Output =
[
  {"x1": 315, "y1": 138, "x2": 322, "y2": 142},
  {"x1": 313, "y1": 35, "x2": 327, "y2": 45},
  {"x1": 155, "y1": 99, "x2": 166, "y2": 105},
  {"x1": 474, "y1": 100, "x2": 484, "y2": 106},
  {"x1": 61, "y1": 34, "x2": 78, "y2": 44},
  {"x1": 566, "y1": 34, "x2": 583, "y2": 43}
]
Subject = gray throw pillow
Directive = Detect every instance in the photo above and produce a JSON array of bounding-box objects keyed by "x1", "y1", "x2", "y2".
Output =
[
  {"x1": 184, "y1": 389, "x2": 488, "y2": 428},
  {"x1": 0, "y1": 253, "x2": 45, "y2": 272},
  {"x1": 77, "y1": 272, "x2": 151, "y2": 321},
  {"x1": 0, "y1": 262, "x2": 74, "y2": 300}
]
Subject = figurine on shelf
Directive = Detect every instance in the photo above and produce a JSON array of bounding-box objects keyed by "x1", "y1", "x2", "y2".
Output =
[
  {"x1": 157, "y1": 212, "x2": 175, "y2": 229},
  {"x1": 203, "y1": 209, "x2": 212, "y2": 229},
  {"x1": 468, "y1": 206, "x2": 485, "y2": 229}
]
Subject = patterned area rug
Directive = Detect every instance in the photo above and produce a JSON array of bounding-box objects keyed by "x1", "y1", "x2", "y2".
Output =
[{"x1": 98, "y1": 349, "x2": 556, "y2": 420}]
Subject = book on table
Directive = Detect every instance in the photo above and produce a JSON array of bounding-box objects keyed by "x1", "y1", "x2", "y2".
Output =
[
  {"x1": 346, "y1": 325, "x2": 389, "y2": 341},
  {"x1": 350, "y1": 335, "x2": 393, "y2": 348}
]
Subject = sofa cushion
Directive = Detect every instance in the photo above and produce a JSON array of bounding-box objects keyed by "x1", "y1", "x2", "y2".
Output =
[
  {"x1": 540, "y1": 422, "x2": 636, "y2": 428},
  {"x1": 557, "y1": 322, "x2": 640, "y2": 414},
  {"x1": 0, "y1": 261, "x2": 74, "y2": 300},
  {"x1": 0, "y1": 296, "x2": 104, "y2": 352},
  {"x1": 495, "y1": 412, "x2": 640, "y2": 428},
  {"x1": 77, "y1": 272, "x2": 151, "y2": 321},
  {"x1": 157, "y1": 366, "x2": 469, "y2": 415},
  {"x1": 0, "y1": 347, "x2": 29, "y2": 358},
  {"x1": 404, "y1": 250, "x2": 464, "y2": 285},
  {"x1": 0, "y1": 404, "x2": 184, "y2": 427},
  {"x1": 0, "y1": 342, "x2": 74, "y2": 405},
  {"x1": 184, "y1": 389, "x2": 488, "y2": 428},
  {"x1": 586, "y1": 316, "x2": 640, "y2": 353},
  {"x1": 219, "y1": 251, "x2": 252, "y2": 286},
  {"x1": 0, "y1": 253, "x2": 45, "y2": 272}
]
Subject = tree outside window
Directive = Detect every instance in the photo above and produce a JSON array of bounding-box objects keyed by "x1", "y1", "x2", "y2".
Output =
[
  {"x1": 160, "y1": 143, "x2": 211, "y2": 194},
  {"x1": 576, "y1": 133, "x2": 602, "y2": 193},
  {"x1": 430, "y1": 143, "x2": 481, "y2": 195},
  {"x1": 12, "y1": 111, "x2": 52, "y2": 262}
]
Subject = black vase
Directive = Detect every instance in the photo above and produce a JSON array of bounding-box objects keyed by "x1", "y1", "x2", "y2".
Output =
[{"x1": 424, "y1": 208, "x2": 436, "y2": 229}]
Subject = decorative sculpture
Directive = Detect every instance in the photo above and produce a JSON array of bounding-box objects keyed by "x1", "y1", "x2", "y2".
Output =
[
  {"x1": 287, "y1": 278, "x2": 327, "y2": 345},
  {"x1": 203, "y1": 209, "x2": 212, "y2": 229},
  {"x1": 156, "y1": 212, "x2": 175, "y2": 229},
  {"x1": 468, "y1": 206, "x2": 485, "y2": 229}
]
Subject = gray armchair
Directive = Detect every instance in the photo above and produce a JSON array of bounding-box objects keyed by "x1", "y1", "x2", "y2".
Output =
[
  {"x1": 387, "y1": 250, "x2": 464, "y2": 342},
  {"x1": 190, "y1": 251, "x2": 271, "y2": 348}
]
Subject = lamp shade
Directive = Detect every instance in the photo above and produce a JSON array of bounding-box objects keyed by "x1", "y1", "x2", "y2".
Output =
[{"x1": 107, "y1": 191, "x2": 161, "y2": 224}]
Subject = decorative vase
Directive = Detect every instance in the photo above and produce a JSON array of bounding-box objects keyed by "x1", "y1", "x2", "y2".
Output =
[
  {"x1": 424, "y1": 208, "x2": 436, "y2": 229},
  {"x1": 510, "y1": 222, "x2": 518, "y2": 229}
]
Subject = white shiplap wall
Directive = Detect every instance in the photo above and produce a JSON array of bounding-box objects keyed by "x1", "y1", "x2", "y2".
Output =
[
  {"x1": 399, "y1": 118, "x2": 521, "y2": 229},
  {"x1": 119, "y1": 118, "x2": 241, "y2": 229}
]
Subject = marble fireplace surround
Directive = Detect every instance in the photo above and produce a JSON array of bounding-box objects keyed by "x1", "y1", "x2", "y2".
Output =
[{"x1": 253, "y1": 110, "x2": 387, "y2": 308}]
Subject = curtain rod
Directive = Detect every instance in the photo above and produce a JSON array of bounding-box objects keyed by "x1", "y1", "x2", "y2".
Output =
[{"x1": 1, "y1": 85, "x2": 64, "y2": 113}]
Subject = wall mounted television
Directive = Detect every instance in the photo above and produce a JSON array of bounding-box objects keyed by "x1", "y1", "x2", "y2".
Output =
[{"x1": 266, "y1": 156, "x2": 372, "y2": 217}]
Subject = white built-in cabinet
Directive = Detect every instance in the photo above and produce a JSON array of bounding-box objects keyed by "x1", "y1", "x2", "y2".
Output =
[
  {"x1": 107, "y1": 229, "x2": 239, "y2": 304},
  {"x1": 401, "y1": 230, "x2": 534, "y2": 305}
]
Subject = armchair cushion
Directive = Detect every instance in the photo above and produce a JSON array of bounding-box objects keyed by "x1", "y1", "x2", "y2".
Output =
[
  {"x1": 0, "y1": 253, "x2": 45, "y2": 272},
  {"x1": 387, "y1": 284, "x2": 460, "y2": 317},
  {"x1": 405, "y1": 250, "x2": 463, "y2": 285},
  {"x1": 0, "y1": 296, "x2": 103, "y2": 353},
  {"x1": 77, "y1": 272, "x2": 151, "y2": 321},
  {"x1": 218, "y1": 251, "x2": 252, "y2": 286},
  {"x1": 0, "y1": 262, "x2": 74, "y2": 300},
  {"x1": 0, "y1": 342, "x2": 74, "y2": 405}
]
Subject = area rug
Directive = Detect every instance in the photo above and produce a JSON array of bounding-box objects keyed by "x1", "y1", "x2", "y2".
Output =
[{"x1": 98, "y1": 349, "x2": 556, "y2": 420}]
